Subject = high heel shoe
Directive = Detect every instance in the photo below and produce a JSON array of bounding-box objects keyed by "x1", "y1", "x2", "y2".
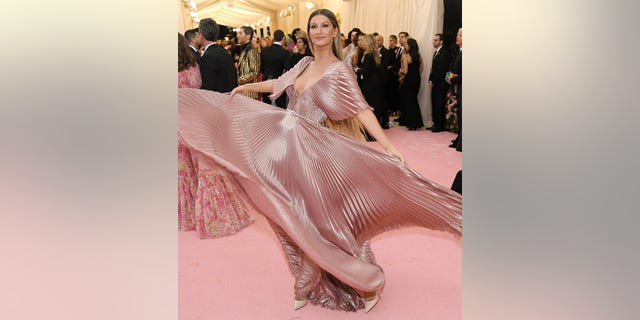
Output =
[
  {"x1": 293, "y1": 298, "x2": 308, "y2": 310},
  {"x1": 363, "y1": 293, "x2": 380, "y2": 313}
]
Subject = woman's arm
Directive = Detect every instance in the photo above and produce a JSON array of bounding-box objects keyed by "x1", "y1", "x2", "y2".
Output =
[
  {"x1": 342, "y1": 45, "x2": 351, "y2": 59},
  {"x1": 399, "y1": 54, "x2": 408, "y2": 75},
  {"x1": 356, "y1": 109, "x2": 405, "y2": 165},
  {"x1": 231, "y1": 79, "x2": 275, "y2": 96},
  {"x1": 398, "y1": 54, "x2": 409, "y2": 83},
  {"x1": 351, "y1": 49, "x2": 360, "y2": 69}
]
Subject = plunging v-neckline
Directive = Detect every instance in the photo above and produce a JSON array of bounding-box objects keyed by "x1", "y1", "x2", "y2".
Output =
[{"x1": 293, "y1": 59, "x2": 341, "y2": 97}]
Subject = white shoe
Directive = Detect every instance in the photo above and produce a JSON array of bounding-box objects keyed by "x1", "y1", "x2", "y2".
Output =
[
  {"x1": 294, "y1": 298, "x2": 308, "y2": 310},
  {"x1": 363, "y1": 294, "x2": 380, "y2": 313}
]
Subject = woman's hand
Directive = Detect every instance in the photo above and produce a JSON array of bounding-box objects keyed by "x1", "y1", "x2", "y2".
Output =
[
  {"x1": 354, "y1": 109, "x2": 406, "y2": 166},
  {"x1": 385, "y1": 146, "x2": 405, "y2": 165},
  {"x1": 230, "y1": 80, "x2": 274, "y2": 96},
  {"x1": 230, "y1": 84, "x2": 248, "y2": 96}
]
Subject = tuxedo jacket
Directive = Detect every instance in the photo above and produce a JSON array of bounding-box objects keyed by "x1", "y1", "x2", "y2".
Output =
[
  {"x1": 199, "y1": 44, "x2": 237, "y2": 93},
  {"x1": 429, "y1": 47, "x2": 451, "y2": 87},
  {"x1": 391, "y1": 46, "x2": 403, "y2": 74},
  {"x1": 260, "y1": 44, "x2": 290, "y2": 80},
  {"x1": 190, "y1": 46, "x2": 201, "y2": 63},
  {"x1": 378, "y1": 46, "x2": 394, "y2": 84}
]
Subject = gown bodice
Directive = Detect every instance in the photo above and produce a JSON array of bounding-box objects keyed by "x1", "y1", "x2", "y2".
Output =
[{"x1": 270, "y1": 56, "x2": 373, "y2": 124}]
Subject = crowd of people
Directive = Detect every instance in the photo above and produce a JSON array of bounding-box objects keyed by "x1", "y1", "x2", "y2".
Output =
[
  {"x1": 179, "y1": 21, "x2": 462, "y2": 148},
  {"x1": 178, "y1": 9, "x2": 462, "y2": 314}
]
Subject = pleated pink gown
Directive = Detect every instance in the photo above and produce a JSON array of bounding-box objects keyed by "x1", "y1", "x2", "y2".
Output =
[{"x1": 178, "y1": 57, "x2": 462, "y2": 311}]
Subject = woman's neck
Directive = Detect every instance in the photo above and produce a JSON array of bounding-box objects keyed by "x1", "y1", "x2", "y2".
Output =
[{"x1": 312, "y1": 47, "x2": 338, "y2": 63}]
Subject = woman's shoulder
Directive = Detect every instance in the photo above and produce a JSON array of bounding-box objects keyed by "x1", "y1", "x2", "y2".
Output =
[
  {"x1": 329, "y1": 59, "x2": 352, "y2": 74},
  {"x1": 292, "y1": 56, "x2": 314, "y2": 69}
]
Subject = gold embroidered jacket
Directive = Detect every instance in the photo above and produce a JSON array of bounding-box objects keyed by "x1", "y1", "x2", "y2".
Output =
[{"x1": 237, "y1": 45, "x2": 261, "y2": 99}]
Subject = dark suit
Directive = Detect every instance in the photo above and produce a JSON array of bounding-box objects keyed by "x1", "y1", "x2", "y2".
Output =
[
  {"x1": 189, "y1": 45, "x2": 201, "y2": 62},
  {"x1": 387, "y1": 46, "x2": 402, "y2": 113},
  {"x1": 378, "y1": 46, "x2": 394, "y2": 85},
  {"x1": 393, "y1": 46, "x2": 403, "y2": 70},
  {"x1": 199, "y1": 43, "x2": 237, "y2": 93},
  {"x1": 378, "y1": 46, "x2": 394, "y2": 128},
  {"x1": 449, "y1": 49, "x2": 462, "y2": 151},
  {"x1": 429, "y1": 47, "x2": 451, "y2": 130},
  {"x1": 260, "y1": 43, "x2": 290, "y2": 108}
]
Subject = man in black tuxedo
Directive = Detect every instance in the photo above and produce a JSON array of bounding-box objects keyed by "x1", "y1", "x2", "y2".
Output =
[
  {"x1": 376, "y1": 34, "x2": 394, "y2": 129},
  {"x1": 428, "y1": 33, "x2": 451, "y2": 132},
  {"x1": 260, "y1": 29, "x2": 290, "y2": 108},
  {"x1": 448, "y1": 28, "x2": 462, "y2": 152},
  {"x1": 394, "y1": 32, "x2": 409, "y2": 124},
  {"x1": 197, "y1": 18, "x2": 237, "y2": 93},
  {"x1": 387, "y1": 34, "x2": 401, "y2": 116},
  {"x1": 184, "y1": 28, "x2": 201, "y2": 62}
]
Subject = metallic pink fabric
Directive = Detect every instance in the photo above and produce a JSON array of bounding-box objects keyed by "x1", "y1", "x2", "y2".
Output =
[{"x1": 178, "y1": 57, "x2": 462, "y2": 311}]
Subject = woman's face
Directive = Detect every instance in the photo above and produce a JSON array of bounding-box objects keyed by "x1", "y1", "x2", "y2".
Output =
[
  {"x1": 296, "y1": 39, "x2": 306, "y2": 51},
  {"x1": 308, "y1": 14, "x2": 337, "y2": 49},
  {"x1": 357, "y1": 37, "x2": 366, "y2": 50},
  {"x1": 350, "y1": 31, "x2": 358, "y2": 43}
]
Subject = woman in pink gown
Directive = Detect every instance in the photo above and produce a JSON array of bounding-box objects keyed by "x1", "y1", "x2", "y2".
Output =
[
  {"x1": 177, "y1": 32, "x2": 254, "y2": 238},
  {"x1": 178, "y1": 33, "x2": 202, "y2": 89},
  {"x1": 178, "y1": 10, "x2": 461, "y2": 312}
]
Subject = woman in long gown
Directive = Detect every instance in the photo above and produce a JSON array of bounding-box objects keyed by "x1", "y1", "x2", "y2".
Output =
[
  {"x1": 177, "y1": 32, "x2": 254, "y2": 238},
  {"x1": 177, "y1": 33, "x2": 202, "y2": 89},
  {"x1": 398, "y1": 38, "x2": 425, "y2": 130},
  {"x1": 178, "y1": 9, "x2": 461, "y2": 312},
  {"x1": 352, "y1": 34, "x2": 383, "y2": 127}
]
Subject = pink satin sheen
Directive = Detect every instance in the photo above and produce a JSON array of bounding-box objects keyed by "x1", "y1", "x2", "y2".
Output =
[{"x1": 178, "y1": 57, "x2": 462, "y2": 311}]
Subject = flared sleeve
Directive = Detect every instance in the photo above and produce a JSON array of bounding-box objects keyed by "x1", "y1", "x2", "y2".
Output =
[
  {"x1": 311, "y1": 62, "x2": 373, "y2": 121},
  {"x1": 270, "y1": 56, "x2": 314, "y2": 100}
]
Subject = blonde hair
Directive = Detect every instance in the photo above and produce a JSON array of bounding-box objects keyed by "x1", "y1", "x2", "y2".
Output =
[
  {"x1": 325, "y1": 118, "x2": 367, "y2": 142},
  {"x1": 352, "y1": 34, "x2": 380, "y2": 66}
]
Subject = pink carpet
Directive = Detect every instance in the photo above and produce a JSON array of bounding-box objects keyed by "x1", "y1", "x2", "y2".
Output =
[{"x1": 179, "y1": 125, "x2": 462, "y2": 320}]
